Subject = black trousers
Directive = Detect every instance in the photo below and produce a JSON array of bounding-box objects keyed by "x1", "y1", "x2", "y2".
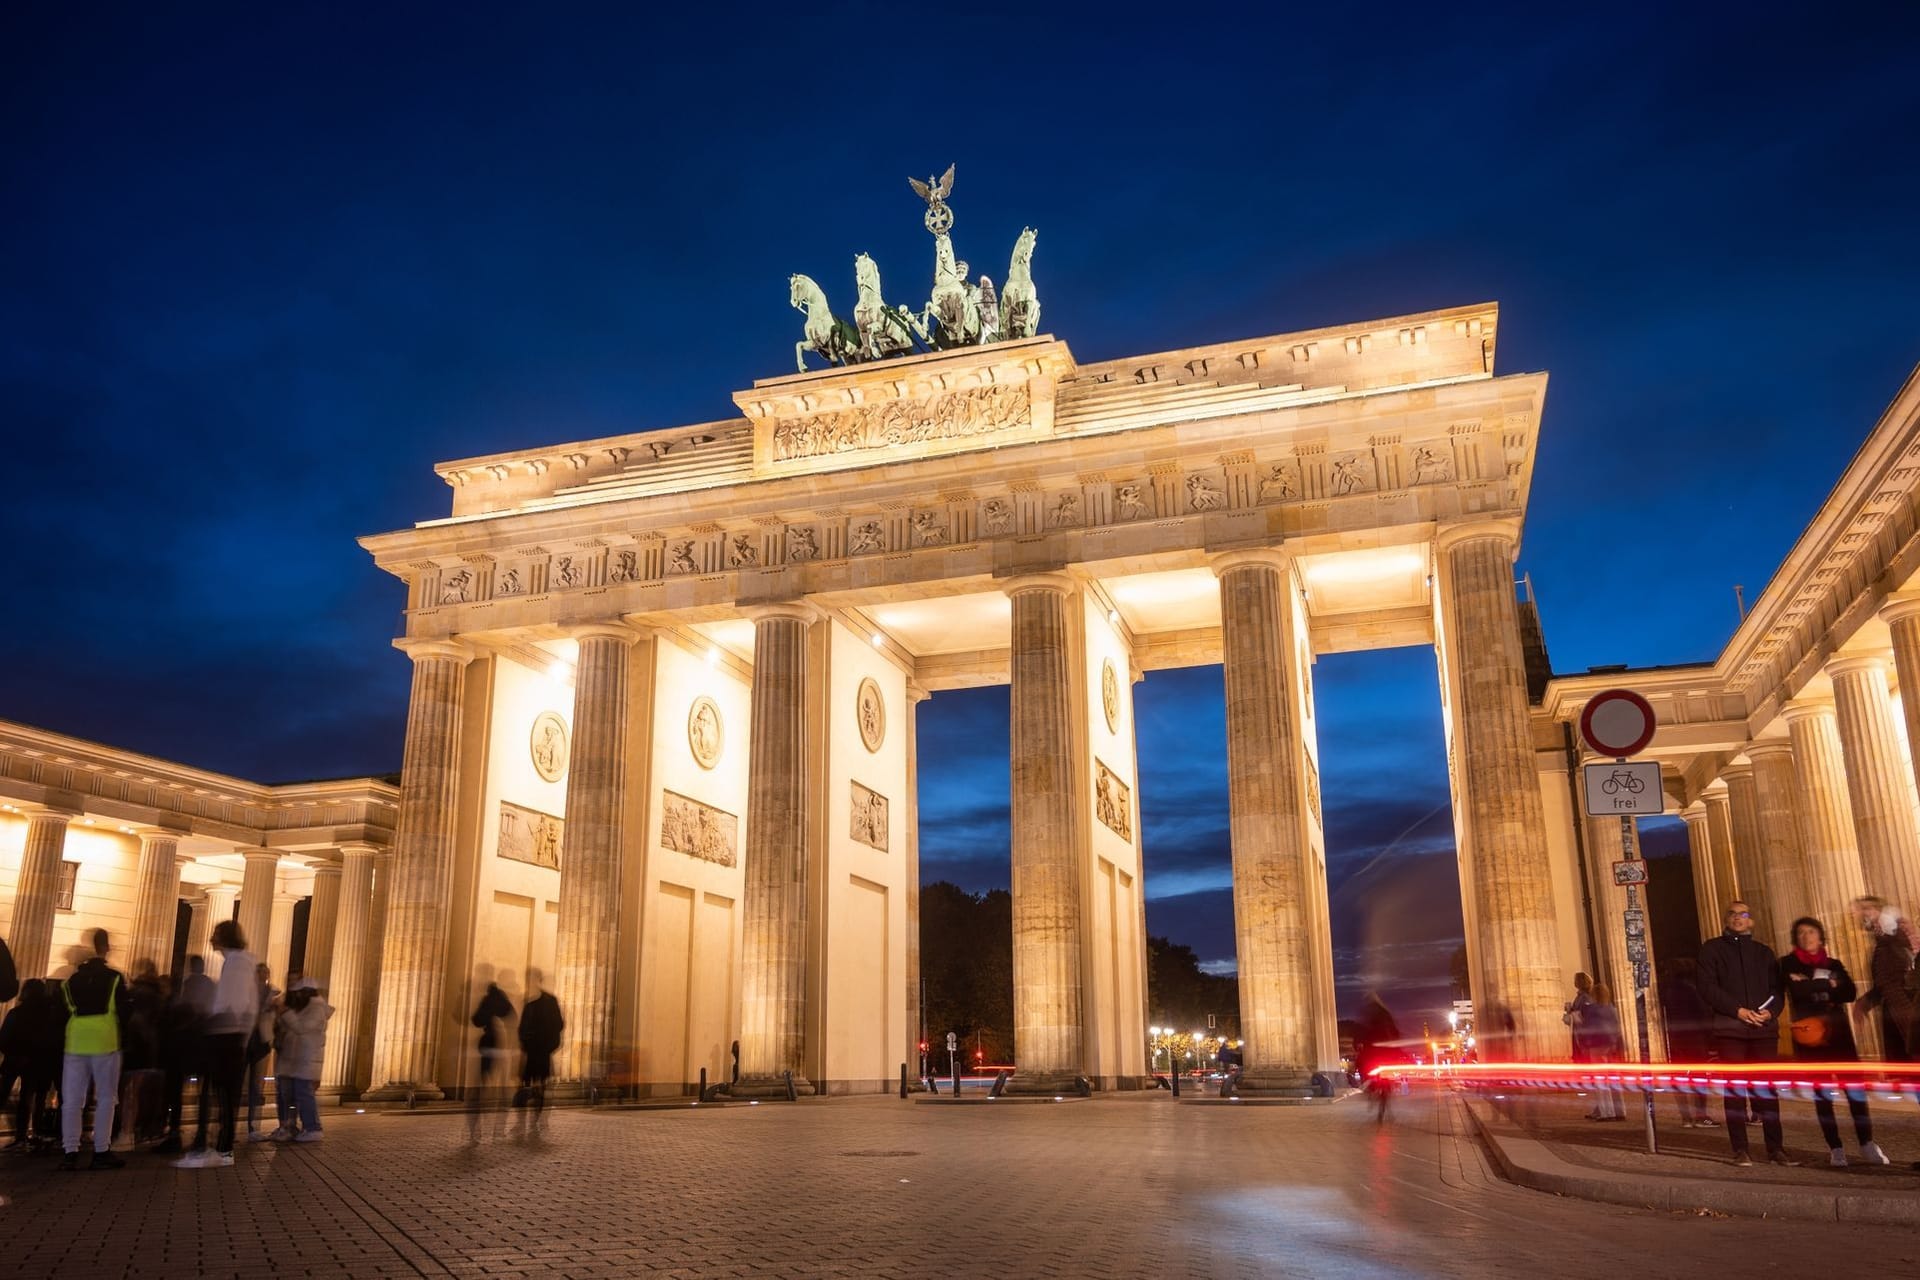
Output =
[
  {"x1": 192, "y1": 1033, "x2": 247, "y2": 1155},
  {"x1": 1713, "y1": 1035, "x2": 1783, "y2": 1154},
  {"x1": 1813, "y1": 1085, "x2": 1873, "y2": 1149}
]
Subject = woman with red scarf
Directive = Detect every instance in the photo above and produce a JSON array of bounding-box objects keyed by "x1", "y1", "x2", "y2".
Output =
[{"x1": 1780, "y1": 916, "x2": 1890, "y2": 1167}]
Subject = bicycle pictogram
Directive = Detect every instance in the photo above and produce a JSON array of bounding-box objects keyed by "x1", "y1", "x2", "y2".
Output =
[{"x1": 1599, "y1": 768, "x2": 1645, "y2": 796}]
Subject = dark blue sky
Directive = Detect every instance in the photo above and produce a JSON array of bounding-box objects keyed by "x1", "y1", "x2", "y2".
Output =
[{"x1": 6, "y1": 5, "x2": 1917, "y2": 1017}]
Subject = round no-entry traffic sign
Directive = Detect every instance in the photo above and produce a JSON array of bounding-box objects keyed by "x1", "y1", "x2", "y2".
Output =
[{"x1": 1580, "y1": 689, "x2": 1657, "y2": 758}]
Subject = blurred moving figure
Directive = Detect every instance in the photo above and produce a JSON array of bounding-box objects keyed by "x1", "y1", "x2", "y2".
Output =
[{"x1": 1781, "y1": 915, "x2": 1889, "y2": 1168}]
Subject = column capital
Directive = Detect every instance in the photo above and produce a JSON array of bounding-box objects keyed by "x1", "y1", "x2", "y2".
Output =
[
  {"x1": 1435, "y1": 517, "x2": 1522, "y2": 556},
  {"x1": 1720, "y1": 762, "x2": 1755, "y2": 782},
  {"x1": 134, "y1": 824, "x2": 188, "y2": 843},
  {"x1": 392, "y1": 637, "x2": 476, "y2": 664},
  {"x1": 1826, "y1": 652, "x2": 1891, "y2": 680},
  {"x1": 240, "y1": 846, "x2": 280, "y2": 866},
  {"x1": 309, "y1": 861, "x2": 344, "y2": 881},
  {"x1": 1702, "y1": 779, "x2": 1730, "y2": 798},
  {"x1": 741, "y1": 601, "x2": 819, "y2": 625},
  {"x1": 336, "y1": 839, "x2": 385, "y2": 859},
  {"x1": 1681, "y1": 802, "x2": 1708, "y2": 821},
  {"x1": 1209, "y1": 548, "x2": 1292, "y2": 578},
  {"x1": 998, "y1": 571, "x2": 1077, "y2": 599},
  {"x1": 1879, "y1": 594, "x2": 1920, "y2": 627},
  {"x1": 1745, "y1": 740, "x2": 1795, "y2": 764},
  {"x1": 26, "y1": 804, "x2": 83, "y2": 823},
  {"x1": 565, "y1": 621, "x2": 645, "y2": 645},
  {"x1": 1782, "y1": 697, "x2": 1838, "y2": 723}
]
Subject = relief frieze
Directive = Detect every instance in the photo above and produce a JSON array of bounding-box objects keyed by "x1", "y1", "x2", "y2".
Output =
[
  {"x1": 498, "y1": 801, "x2": 562, "y2": 870},
  {"x1": 850, "y1": 781, "x2": 889, "y2": 852},
  {"x1": 1094, "y1": 759, "x2": 1133, "y2": 841},
  {"x1": 769, "y1": 382, "x2": 1030, "y2": 462}
]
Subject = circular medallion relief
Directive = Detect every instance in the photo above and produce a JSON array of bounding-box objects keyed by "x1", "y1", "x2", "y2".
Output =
[
  {"x1": 529, "y1": 711, "x2": 570, "y2": 783},
  {"x1": 687, "y1": 695, "x2": 724, "y2": 770},
  {"x1": 856, "y1": 677, "x2": 886, "y2": 753},
  {"x1": 1101, "y1": 659, "x2": 1121, "y2": 734}
]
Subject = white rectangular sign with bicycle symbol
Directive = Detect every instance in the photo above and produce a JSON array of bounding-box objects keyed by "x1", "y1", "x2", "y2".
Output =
[{"x1": 1582, "y1": 760, "x2": 1663, "y2": 816}]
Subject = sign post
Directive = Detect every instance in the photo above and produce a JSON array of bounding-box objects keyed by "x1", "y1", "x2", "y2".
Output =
[{"x1": 1579, "y1": 688, "x2": 1659, "y2": 1155}]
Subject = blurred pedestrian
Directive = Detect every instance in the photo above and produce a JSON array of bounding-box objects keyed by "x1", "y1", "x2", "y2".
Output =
[
  {"x1": 174, "y1": 920, "x2": 258, "y2": 1169},
  {"x1": 516, "y1": 969, "x2": 563, "y2": 1133},
  {"x1": 1, "y1": 979, "x2": 59, "y2": 1151},
  {"x1": 59, "y1": 928, "x2": 130, "y2": 1170},
  {"x1": 272, "y1": 977, "x2": 330, "y2": 1143},
  {"x1": 118, "y1": 960, "x2": 167, "y2": 1146},
  {"x1": 1354, "y1": 992, "x2": 1402, "y2": 1123},
  {"x1": 1698, "y1": 900, "x2": 1795, "y2": 1167},
  {"x1": 1660, "y1": 959, "x2": 1716, "y2": 1127},
  {"x1": 1561, "y1": 972, "x2": 1595, "y2": 1062},
  {"x1": 153, "y1": 954, "x2": 212, "y2": 1153},
  {"x1": 1851, "y1": 896, "x2": 1920, "y2": 1062},
  {"x1": 1579, "y1": 983, "x2": 1626, "y2": 1121},
  {"x1": 1781, "y1": 916, "x2": 1889, "y2": 1167},
  {"x1": 467, "y1": 968, "x2": 514, "y2": 1143},
  {"x1": 244, "y1": 962, "x2": 282, "y2": 1142}
]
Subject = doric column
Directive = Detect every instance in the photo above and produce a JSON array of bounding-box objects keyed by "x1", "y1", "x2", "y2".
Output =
[
  {"x1": 128, "y1": 828, "x2": 186, "y2": 973},
  {"x1": 1003, "y1": 574, "x2": 1086, "y2": 1092},
  {"x1": 199, "y1": 883, "x2": 238, "y2": 960},
  {"x1": 236, "y1": 847, "x2": 279, "y2": 963},
  {"x1": 1435, "y1": 522, "x2": 1562, "y2": 1057},
  {"x1": 1214, "y1": 550, "x2": 1322, "y2": 1092},
  {"x1": 1702, "y1": 786, "x2": 1739, "y2": 919},
  {"x1": 268, "y1": 892, "x2": 298, "y2": 981},
  {"x1": 322, "y1": 843, "x2": 378, "y2": 1095},
  {"x1": 904, "y1": 683, "x2": 930, "y2": 1069},
  {"x1": 184, "y1": 894, "x2": 208, "y2": 972},
  {"x1": 552, "y1": 623, "x2": 639, "y2": 1085},
  {"x1": 1827, "y1": 654, "x2": 1920, "y2": 915},
  {"x1": 9, "y1": 808, "x2": 77, "y2": 980},
  {"x1": 1747, "y1": 742, "x2": 1812, "y2": 952},
  {"x1": 1783, "y1": 700, "x2": 1875, "y2": 983},
  {"x1": 1681, "y1": 805, "x2": 1716, "y2": 941},
  {"x1": 1721, "y1": 766, "x2": 1773, "y2": 945},
  {"x1": 735, "y1": 604, "x2": 819, "y2": 1097},
  {"x1": 1880, "y1": 596, "x2": 1920, "y2": 819},
  {"x1": 367, "y1": 639, "x2": 474, "y2": 1102},
  {"x1": 304, "y1": 862, "x2": 344, "y2": 988}
]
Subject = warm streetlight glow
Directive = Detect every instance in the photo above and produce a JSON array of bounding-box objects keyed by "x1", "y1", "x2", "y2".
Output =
[
  {"x1": 870, "y1": 632, "x2": 885, "y2": 648},
  {"x1": 705, "y1": 645, "x2": 720, "y2": 668}
]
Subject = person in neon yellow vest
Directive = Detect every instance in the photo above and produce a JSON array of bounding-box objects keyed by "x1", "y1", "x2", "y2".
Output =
[{"x1": 59, "y1": 928, "x2": 130, "y2": 1170}]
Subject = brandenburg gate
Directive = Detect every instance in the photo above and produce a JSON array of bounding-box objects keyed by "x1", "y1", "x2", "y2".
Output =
[{"x1": 360, "y1": 279, "x2": 1569, "y2": 1099}]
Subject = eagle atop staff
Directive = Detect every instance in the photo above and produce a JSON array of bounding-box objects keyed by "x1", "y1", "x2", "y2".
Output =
[{"x1": 907, "y1": 164, "x2": 955, "y2": 207}]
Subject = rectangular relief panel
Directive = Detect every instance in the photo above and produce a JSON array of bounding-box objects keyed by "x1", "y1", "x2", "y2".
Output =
[
  {"x1": 660, "y1": 790, "x2": 739, "y2": 867},
  {"x1": 498, "y1": 801, "x2": 562, "y2": 870},
  {"x1": 1093, "y1": 758, "x2": 1132, "y2": 841},
  {"x1": 849, "y1": 780, "x2": 889, "y2": 852}
]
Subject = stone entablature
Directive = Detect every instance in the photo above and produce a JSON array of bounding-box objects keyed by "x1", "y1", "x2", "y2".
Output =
[
  {"x1": 0, "y1": 719, "x2": 398, "y2": 850},
  {"x1": 368, "y1": 308, "x2": 1541, "y2": 639},
  {"x1": 426, "y1": 304, "x2": 1501, "y2": 521}
]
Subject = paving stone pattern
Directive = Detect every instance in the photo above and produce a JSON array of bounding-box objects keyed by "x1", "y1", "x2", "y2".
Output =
[{"x1": 3, "y1": 1093, "x2": 1919, "y2": 1279}]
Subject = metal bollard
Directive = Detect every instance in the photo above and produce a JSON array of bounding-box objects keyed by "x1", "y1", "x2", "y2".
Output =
[
  {"x1": 899, "y1": 1063, "x2": 908, "y2": 1099},
  {"x1": 698, "y1": 1067, "x2": 708, "y2": 1103}
]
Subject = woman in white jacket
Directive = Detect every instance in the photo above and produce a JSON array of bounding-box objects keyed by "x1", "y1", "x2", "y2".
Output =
[{"x1": 272, "y1": 977, "x2": 331, "y2": 1142}]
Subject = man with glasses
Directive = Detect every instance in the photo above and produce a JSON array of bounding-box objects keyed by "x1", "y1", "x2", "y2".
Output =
[{"x1": 1697, "y1": 901, "x2": 1796, "y2": 1167}]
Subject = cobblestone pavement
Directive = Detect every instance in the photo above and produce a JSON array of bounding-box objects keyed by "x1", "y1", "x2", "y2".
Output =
[{"x1": 4, "y1": 1092, "x2": 1919, "y2": 1279}]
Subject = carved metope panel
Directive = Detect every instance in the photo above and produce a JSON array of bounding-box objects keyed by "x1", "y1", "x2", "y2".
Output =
[
  {"x1": 850, "y1": 781, "x2": 889, "y2": 852},
  {"x1": 660, "y1": 790, "x2": 739, "y2": 867},
  {"x1": 769, "y1": 383, "x2": 1031, "y2": 462},
  {"x1": 530, "y1": 711, "x2": 570, "y2": 783},
  {"x1": 1094, "y1": 759, "x2": 1133, "y2": 841},
  {"x1": 687, "y1": 696, "x2": 723, "y2": 770},
  {"x1": 499, "y1": 801, "x2": 562, "y2": 870},
  {"x1": 856, "y1": 677, "x2": 886, "y2": 752},
  {"x1": 1101, "y1": 659, "x2": 1121, "y2": 733}
]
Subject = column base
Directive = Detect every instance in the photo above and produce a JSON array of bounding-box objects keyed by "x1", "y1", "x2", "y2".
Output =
[
  {"x1": 1229, "y1": 1067, "x2": 1318, "y2": 1099},
  {"x1": 361, "y1": 1081, "x2": 445, "y2": 1104},
  {"x1": 730, "y1": 1073, "x2": 816, "y2": 1100},
  {"x1": 1002, "y1": 1070, "x2": 1093, "y2": 1098}
]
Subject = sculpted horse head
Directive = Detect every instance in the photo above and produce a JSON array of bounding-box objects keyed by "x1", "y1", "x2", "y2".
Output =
[
  {"x1": 854, "y1": 253, "x2": 880, "y2": 298},
  {"x1": 1009, "y1": 228, "x2": 1037, "y2": 280},
  {"x1": 790, "y1": 273, "x2": 824, "y2": 312}
]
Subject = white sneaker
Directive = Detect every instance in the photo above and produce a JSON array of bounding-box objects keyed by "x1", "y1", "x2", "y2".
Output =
[
  {"x1": 293, "y1": 1130, "x2": 323, "y2": 1143},
  {"x1": 172, "y1": 1150, "x2": 214, "y2": 1169},
  {"x1": 1860, "y1": 1141, "x2": 1891, "y2": 1166},
  {"x1": 245, "y1": 1129, "x2": 273, "y2": 1144},
  {"x1": 267, "y1": 1127, "x2": 293, "y2": 1143},
  {"x1": 1829, "y1": 1148, "x2": 1849, "y2": 1167}
]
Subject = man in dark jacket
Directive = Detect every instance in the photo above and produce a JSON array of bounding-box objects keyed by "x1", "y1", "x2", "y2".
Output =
[
  {"x1": 59, "y1": 928, "x2": 131, "y2": 1170},
  {"x1": 1696, "y1": 901, "x2": 1794, "y2": 1167},
  {"x1": 517, "y1": 970, "x2": 564, "y2": 1132}
]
